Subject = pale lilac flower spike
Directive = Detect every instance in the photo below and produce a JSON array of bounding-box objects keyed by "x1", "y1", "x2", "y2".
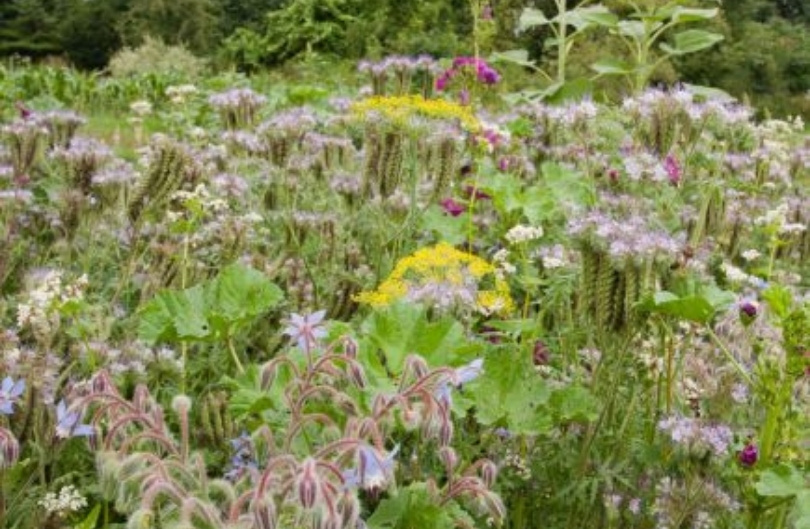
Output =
[
  {"x1": 283, "y1": 310, "x2": 328, "y2": 351},
  {"x1": 0, "y1": 377, "x2": 25, "y2": 415},
  {"x1": 55, "y1": 400, "x2": 94, "y2": 439}
]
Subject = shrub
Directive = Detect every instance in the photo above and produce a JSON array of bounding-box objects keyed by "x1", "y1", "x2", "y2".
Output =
[{"x1": 107, "y1": 36, "x2": 207, "y2": 78}]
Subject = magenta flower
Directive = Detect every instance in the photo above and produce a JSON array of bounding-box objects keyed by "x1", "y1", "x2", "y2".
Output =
[
  {"x1": 441, "y1": 198, "x2": 467, "y2": 217},
  {"x1": 739, "y1": 443, "x2": 758, "y2": 466},
  {"x1": 664, "y1": 154, "x2": 681, "y2": 186}
]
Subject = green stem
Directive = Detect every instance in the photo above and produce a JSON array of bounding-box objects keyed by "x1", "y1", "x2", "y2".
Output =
[
  {"x1": 706, "y1": 326, "x2": 755, "y2": 387},
  {"x1": 227, "y1": 334, "x2": 245, "y2": 375}
]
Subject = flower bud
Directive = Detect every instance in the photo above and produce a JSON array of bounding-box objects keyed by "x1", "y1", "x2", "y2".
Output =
[
  {"x1": 438, "y1": 446, "x2": 458, "y2": 471},
  {"x1": 480, "y1": 460, "x2": 498, "y2": 488},
  {"x1": 252, "y1": 495, "x2": 277, "y2": 529},
  {"x1": 739, "y1": 443, "x2": 758, "y2": 467},
  {"x1": 0, "y1": 428, "x2": 20, "y2": 468},
  {"x1": 297, "y1": 458, "x2": 320, "y2": 509}
]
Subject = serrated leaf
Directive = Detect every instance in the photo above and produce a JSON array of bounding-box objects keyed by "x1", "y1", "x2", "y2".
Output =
[
  {"x1": 205, "y1": 263, "x2": 284, "y2": 334},
  {"x1": 518, "y1": 7, "x2": 550, "y2": 31},
  {"x1": 471, "y1": 350, "x2": 552, "y2": 435},
  {"x1": 361, "y1": 303, "x2": 467, "y2": 374},
  {"x1": 661, "y1": 30, "x2": 723, "y2": 55},
  {"x1": 550, "y1": 385, "x2": 599, "y2": 423},
  {"x1": 420, "y1": 205, "x2": 468, "y2": 245},
  {"x1": 756, "y1": 465, "x2": 806, "y2": 497}
]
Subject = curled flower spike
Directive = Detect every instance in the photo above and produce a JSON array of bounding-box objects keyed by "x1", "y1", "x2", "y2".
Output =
[{"x1": 0, "y1": 376, "x2": 25, "y2": 415}]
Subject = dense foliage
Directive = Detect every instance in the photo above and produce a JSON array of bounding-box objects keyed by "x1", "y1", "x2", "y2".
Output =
[{"x1": 0, "y1": 0, "x2": 808, "y2": 116}]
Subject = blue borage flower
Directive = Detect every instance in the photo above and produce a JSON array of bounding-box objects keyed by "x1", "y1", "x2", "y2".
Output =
[
  {"x1": 55, "y1": 400, "x2": 94, "y2": 439},
  {"x1": 343, "y1": 443, "x2": 399, "y2": 492},
  {"x1": 0, "y1": 377, "x2": 25, "y2": 416},
  {"x1": 282, "y1": 310, "x2": 328, "y2": 352}
]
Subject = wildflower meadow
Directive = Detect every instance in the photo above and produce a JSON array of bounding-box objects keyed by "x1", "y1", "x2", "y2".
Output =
[{"x1": 0, "y1": 2, "x2": 808, "y2": 529}]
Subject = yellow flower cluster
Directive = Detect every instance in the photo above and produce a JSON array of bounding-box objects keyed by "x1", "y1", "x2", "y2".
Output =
[
  {"x1": 355, "y1": 242, "x2": 514, "y2": 316},
  {"x1": 351, "y1": 95, "x2": 481, "y2": 132}
]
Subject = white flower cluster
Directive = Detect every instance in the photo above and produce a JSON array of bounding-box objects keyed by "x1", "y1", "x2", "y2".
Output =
[
  {"x1": 168, "y1": 184, "x2": 230, "y2": 222},
  {"x1": 129, "y1": 100, "x2": 153, "y2": 117},
  {"x1": 754, "y1": 203, "x2": 806, "y2": 235},
  {"x1": 17, "y1": 270, "x2": 88, "y2": 341},
  {"x1": 504, "y1": 224, "x2": 544, "y2": 245},
  {"x1": 492, "y1": 248, "x2": 516, "y2": 278},
  {"x1": 721, "y1": 262, "x2": 766, "y2": 289},
  {"x1": 38, "y1": 485, "x2": 87, "y2": 516},
  {"x1": 166, "y1": 84, "x2": 198, "y2": 104},
  {"x1": 740, "y1": 249, "x2": 761, "y2": 262}
]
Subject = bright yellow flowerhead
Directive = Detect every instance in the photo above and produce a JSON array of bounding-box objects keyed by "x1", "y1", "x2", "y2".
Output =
[
  {"x1": 350, "y1": 95, "x2": 481, "y2": 132},
  {"x1": 355, "y1": 242, "x2": 514, "y2": 316}
]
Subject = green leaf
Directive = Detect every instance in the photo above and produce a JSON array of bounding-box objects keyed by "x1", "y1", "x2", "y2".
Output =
[
  {"x1": 561, "y1": 5, "x2": 617, "y2": 29},
  {"x1": 591, "y1": 58, "x2": 633, "y2": 75},
  {"x1": 617, "y1": 20, "x2": 646, "y2": 39},
  {"x1": 368, "y1": 483, "x2": 464, "y2": 529},
  {"x1": 545, "y1": 78, "x2": 594, "y2": 104},
  {"x1": 550, "y1": 385, "x2": 599, "y2": 423},
  {"x1": 73, "y1": 504, "x2": 101, "y2": 529},
  {"x1": 205, "y1": 263, "x2": 284, "y2": 335},
  {"x1": 762, "y1": 285, "x2": 793, "y2": 319},
  {"x1": 660, "y1": 30, "x2": 723, "y2": 56},
  {"x1": 138, "y1": 264, "x2": 283, "y2": 345},
  {"x1": 518, "y1": 7, "x2": 549, "y2": 31},
  {"x1": 671, "y1": 7, "x2": 719, "y2": 23},
  {"x1": 756, "y1": 465, "x2": 806, "y2": 497},
  {"x1": 420, "y1": 205, "x2": 468, "y2": 245},
  {"x1": 361, "y1": 303, "x2": 468, "y2": 374},
  {"x1": 489, "y1": 49, "x2": 536, "y2": 68},
  {"x1": 471, "y1": 350, "x2": 553, "y2": 435}
]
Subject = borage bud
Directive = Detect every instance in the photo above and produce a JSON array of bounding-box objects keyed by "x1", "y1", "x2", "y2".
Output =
[
  {"x1": 480, "y1": 460, "x2": 498, "y2": 488},
  {"x1": 0, "y1": 428, "x2": 20, "y2": 467},
  {"x1": 261, "y1": 362, "x2": 276, "y2": 391},
  {"x1": 347, "y1": 362, "x2": 367, "y2": 389},
  {"x1": 343, "y1": 337, "x2": 358, "y2": 359},
  {"x1": 439, "y1": 419, "x2": 454, "y2": 446},
  {"x1": 297, "y1": 458, "x2": 320, "y2": 509},
  {"x1": 438, "y1": 446, "x2": 458, "y2": 471},
  {"x1": 251, "y1": 495, "x2": 277, "y2": 529},
  {"x1": 406, "y1": 355, "x2": 430, "y2": 379}
]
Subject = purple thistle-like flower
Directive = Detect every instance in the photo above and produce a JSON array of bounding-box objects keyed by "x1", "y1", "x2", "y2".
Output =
[
  {"x1": 440, "y1": 198, "x2": 466, "y2": 217},
  {"x1": 0, "y1": 377, "x2": 25, "y2": 416},
  {"x1": 739, "y1": 443, "x2": 758, "y2": 466},
  {"x1": 283, "y1": 310, "x2": 328, "y2": 352},
  {"x1": 55, "y1": 400, "x2": 94, "y2": 439}
]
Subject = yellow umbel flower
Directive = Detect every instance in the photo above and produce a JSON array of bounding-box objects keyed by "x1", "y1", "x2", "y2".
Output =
[
  {"x1": 355, "y1": 242, "x2": 514, "y2": 316},
  {"x1": 351, "y1": 95, "x2": 481, "y2": 132}
]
